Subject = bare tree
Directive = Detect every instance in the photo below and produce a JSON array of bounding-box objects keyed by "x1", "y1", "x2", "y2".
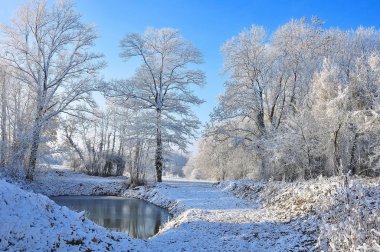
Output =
[
  {"x1": 0, "y1": 0, "x2": 104, "y2": 180},
  {"x1": 109, "y1": 27, "x2": 205, "y2": 182},
  {"x1": 0, "y1": 65, "x2": 8, "y2": 167}
]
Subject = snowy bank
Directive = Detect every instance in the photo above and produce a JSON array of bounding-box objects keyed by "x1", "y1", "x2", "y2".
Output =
[
  {"x1": 218, "y1": 177, "x2": 380, "y2": 251},
  {"x1": 1, "y1": 171, "x2": 379, "y2": 251},
  {"x1": 0, "y1": 179, "x2": 145, "y2": 251},
  {"x1": 8, "y1": 166, "x2": 129, "y2": 196}
]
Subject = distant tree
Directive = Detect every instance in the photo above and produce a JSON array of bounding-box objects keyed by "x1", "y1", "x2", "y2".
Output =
[
  {"x1": 110, "y1": 27, "x2": 205, "y2": 182},
  {"x1": 0, "y1": 65, "x2": 8, "y2": 167},
  {"x1": 164, "y1": 152, "x2": 187, "y2": 177}
]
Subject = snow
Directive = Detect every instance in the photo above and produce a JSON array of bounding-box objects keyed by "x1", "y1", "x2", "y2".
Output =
[
  {"x1": 124, "y1": 178, "x2": 319, "y2": 251},
  {"x1": 21, "y1": 166, "x2": 128, "y2": 196},
  {"x1": 1, "y1": 169, "x2": 379, "y2": 251},
  {"x1": 0, "y1": 179, "x2": 144, "y2": 251}
]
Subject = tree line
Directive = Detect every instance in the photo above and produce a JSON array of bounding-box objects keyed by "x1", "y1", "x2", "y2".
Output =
[
  {"x1": 185, "y1": 18, "x2": 380, "y2": 181},
  {"x1": 1, "y1": 1, "x2": 379, "y2": 184},
  {"x1": 0, "y1": 0, "x2": 201, "y2": 183}
]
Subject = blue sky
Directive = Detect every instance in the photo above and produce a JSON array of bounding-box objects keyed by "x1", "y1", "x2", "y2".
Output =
[{"x1": 1, "y1": 0, "x2": 380, "y2": 133}]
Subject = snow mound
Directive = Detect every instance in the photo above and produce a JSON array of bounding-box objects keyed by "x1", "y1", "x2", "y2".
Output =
[
  {"x1": 0, "y1": 180, "x2": 143, "y2": 251},
  {"x1": 219, "y1": 177, "x2": 380, "y2": 251}
]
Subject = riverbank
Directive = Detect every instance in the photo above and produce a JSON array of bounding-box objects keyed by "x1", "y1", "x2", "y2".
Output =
[
  {"x1": 0, "y1": 179, "x2": 146, "y2": 251},
  {"x1": 4, "y1": 165, "x2": 129, "y2": 196},
  {"x1": 0, "y1": 167, "x2": 379, "y2": 251}
]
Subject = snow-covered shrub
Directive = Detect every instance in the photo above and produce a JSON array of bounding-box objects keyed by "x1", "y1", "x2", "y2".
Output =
[{"x1": 317, "y1": 176, "x2": 380, "y2": 251}]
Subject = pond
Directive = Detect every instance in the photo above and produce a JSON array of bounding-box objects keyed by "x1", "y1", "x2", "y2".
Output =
[{"x1": 51, "y1": 196, "x2": 171, "y2": 239}]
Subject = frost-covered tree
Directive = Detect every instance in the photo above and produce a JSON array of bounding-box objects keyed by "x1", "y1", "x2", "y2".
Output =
[
  {"x1": 310, "y1": 55, "x2": 380, "y2": 177},
  {"x1": 60, "y1": 104, "x2": 130, "y2": 178},
  {"x1": 209, "y1": 26, "x2": 270, "y2": 177},
  {"x1": 0, "y1": 64, "x2": 35, "y2": 176},
  {"x1": 271, "y1": 18, "x2": 327, "y2": 110},
  {"x1": 0, "y1": 65, "x2": 8, "y2": 167},
  {"x1": 164, "y1": 152, "x2": 187, "y2": 177},
  {"x1": 109, "y1": 27, "x2": 205, "y2": 182},
  {"x1": 200, "y1": 18, "x2": 380, "y2": 181},
  {"x1": 216, "y1": 26, "x2": 268, "y2": 135},
  {"x1": 0, "y1": 0, "x2": 104, "y2": 180},
  {"x1": 209, "y1": 20, "x2": 329, "y2": 179}
]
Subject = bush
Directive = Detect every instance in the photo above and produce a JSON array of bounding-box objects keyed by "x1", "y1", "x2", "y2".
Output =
[{"x1": 317, "y1": 176, "x2": 380, "y2": 251}]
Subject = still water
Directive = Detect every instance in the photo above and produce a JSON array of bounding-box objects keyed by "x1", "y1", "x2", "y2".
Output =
[{"x1": 51, "y1": 196, "x2": 171, "y2": 239}]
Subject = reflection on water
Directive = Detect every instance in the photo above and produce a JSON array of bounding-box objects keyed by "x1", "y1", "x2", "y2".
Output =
[{"x1": 51, "y1": 196, "x2": 171, "y2": 239}]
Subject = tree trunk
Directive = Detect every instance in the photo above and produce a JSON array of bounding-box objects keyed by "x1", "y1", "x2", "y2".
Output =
[
  {"x1": 27, "y1": 120, "x2": 42, "y2": 181},
  {"x1": 259, "y1": 152, "x2": 268, "y2": 180},
  {"x1": 332, "y1": 123, "x2": 342, "y2": 175},
  {"x1": 0, "y1": 71, "x2": 7, "y2": 167},
  {"x1": 155, "y1": 109, "x2": 163, "y2": 182},
  {"x1": 256, "y1": 87, "x2": 267, "y2": 179},
  {"x1": 349, "y1": 133, "x2": 359, "y2": 175},
  {"x1": 64, "y1": 129, "x2": 86, "y2": 169},
  {"x1": 111, "y1": 129, "x2": 116, "y2": 154},
  {"x1": 257, "y1": 88, "x2": 266, "y2": 135}
]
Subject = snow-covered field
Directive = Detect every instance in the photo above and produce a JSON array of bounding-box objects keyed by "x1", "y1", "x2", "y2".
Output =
[{"x1": 1, "y1": 168, "x2": 379, "y2": 251}]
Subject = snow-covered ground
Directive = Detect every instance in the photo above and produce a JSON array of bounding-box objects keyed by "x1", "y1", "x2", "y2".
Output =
[
  {"x1": 0, "y1": 179, "x2": 146, "y2": 251},
  {"x1": 10, "y1": 166, "x2": 129, "y2": 196},
  {"x1": 125, "y1": 178, "x2": 319, "y2": 251},
  {"x1": 1, "y1": 168, "x2": 379, "y2": 251}
]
